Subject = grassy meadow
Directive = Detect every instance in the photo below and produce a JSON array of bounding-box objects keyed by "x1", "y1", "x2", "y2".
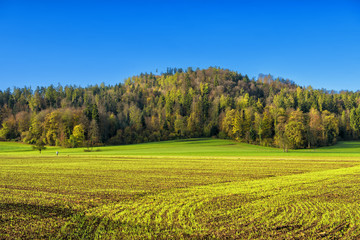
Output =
[{"x1": 1, "y1": 139, "x2": 360, "y2": 239}]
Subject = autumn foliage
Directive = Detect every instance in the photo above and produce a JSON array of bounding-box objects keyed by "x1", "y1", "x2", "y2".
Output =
[{"x1": 0, "y1": 67, "x2": 359, "y2": 149}]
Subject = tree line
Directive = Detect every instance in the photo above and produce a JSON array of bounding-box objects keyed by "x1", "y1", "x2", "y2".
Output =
[{"x1": 0, "y1": 67, "x2": 360, "y2": 150}]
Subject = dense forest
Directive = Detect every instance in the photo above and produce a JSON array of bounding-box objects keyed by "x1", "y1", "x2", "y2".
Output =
[{"x1": 0, "y1": 67, "x2": 360, "y2": 150}]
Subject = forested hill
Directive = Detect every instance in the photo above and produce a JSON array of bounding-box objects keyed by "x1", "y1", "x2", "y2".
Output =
[{"x1": 0, "y1": 67, "x2": 360, "y2": 150}]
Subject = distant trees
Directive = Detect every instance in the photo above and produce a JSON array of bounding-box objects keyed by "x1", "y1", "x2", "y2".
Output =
[
  {"x1": 350, "y1": 106, "x2": 360, "y2": 138},
  {"x1": 0, "y1": 115, "x2": 19, "y2": 140},
  {"x1": 71, "y1": 124, "x2": 85, "y2": 147},
  {"x1": 0, "y1": 67, "x2": 359, "y2": 149},
  {"x1": 308, "y1": 108, "x2": 322, "y2": 148},
  {"x1": 33, "y1": 138, "x2": 46, "y2": 153},
  {"x1": 285, "y1": 110, "x2": 305, "y2": 149}
]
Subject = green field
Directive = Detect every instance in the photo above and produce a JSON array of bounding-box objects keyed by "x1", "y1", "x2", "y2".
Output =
[{"x1": 1, "y1": 139, "x2": 360, "y2": 239}]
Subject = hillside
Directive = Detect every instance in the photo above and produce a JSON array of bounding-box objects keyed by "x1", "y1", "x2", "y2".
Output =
[{"x1": 1, "y1": 67, "x2": 360, "y2": 149}]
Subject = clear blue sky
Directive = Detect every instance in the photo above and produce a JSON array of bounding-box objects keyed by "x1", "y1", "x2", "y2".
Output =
[{"x1": 0, "y1": 0, "x2": 359, "y2": 91}]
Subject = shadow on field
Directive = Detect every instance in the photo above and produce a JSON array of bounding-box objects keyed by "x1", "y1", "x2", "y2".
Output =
[
  {"x1": 176, "y1": 138, "x2": 211, "y2": 144},
  {"x1": 0, "y1": 202, "x2": 75, "y2": 218},
  {"x1": 329, "y1": 141, "x2": 360, "y2": 149},
  {"x1": 316, "y1": 141, "x2": 360, "y2": 152},
  {"x1": 58, "y1": 214, "x2": 146, "y2": 239},
  {"x1": 58, "y1": 213, "x2": 206, "y2": 239}
]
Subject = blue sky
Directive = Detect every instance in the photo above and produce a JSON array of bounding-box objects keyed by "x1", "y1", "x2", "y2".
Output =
[{"x1": 0, "y1": 0, "x2": 359, "y2": 91}]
